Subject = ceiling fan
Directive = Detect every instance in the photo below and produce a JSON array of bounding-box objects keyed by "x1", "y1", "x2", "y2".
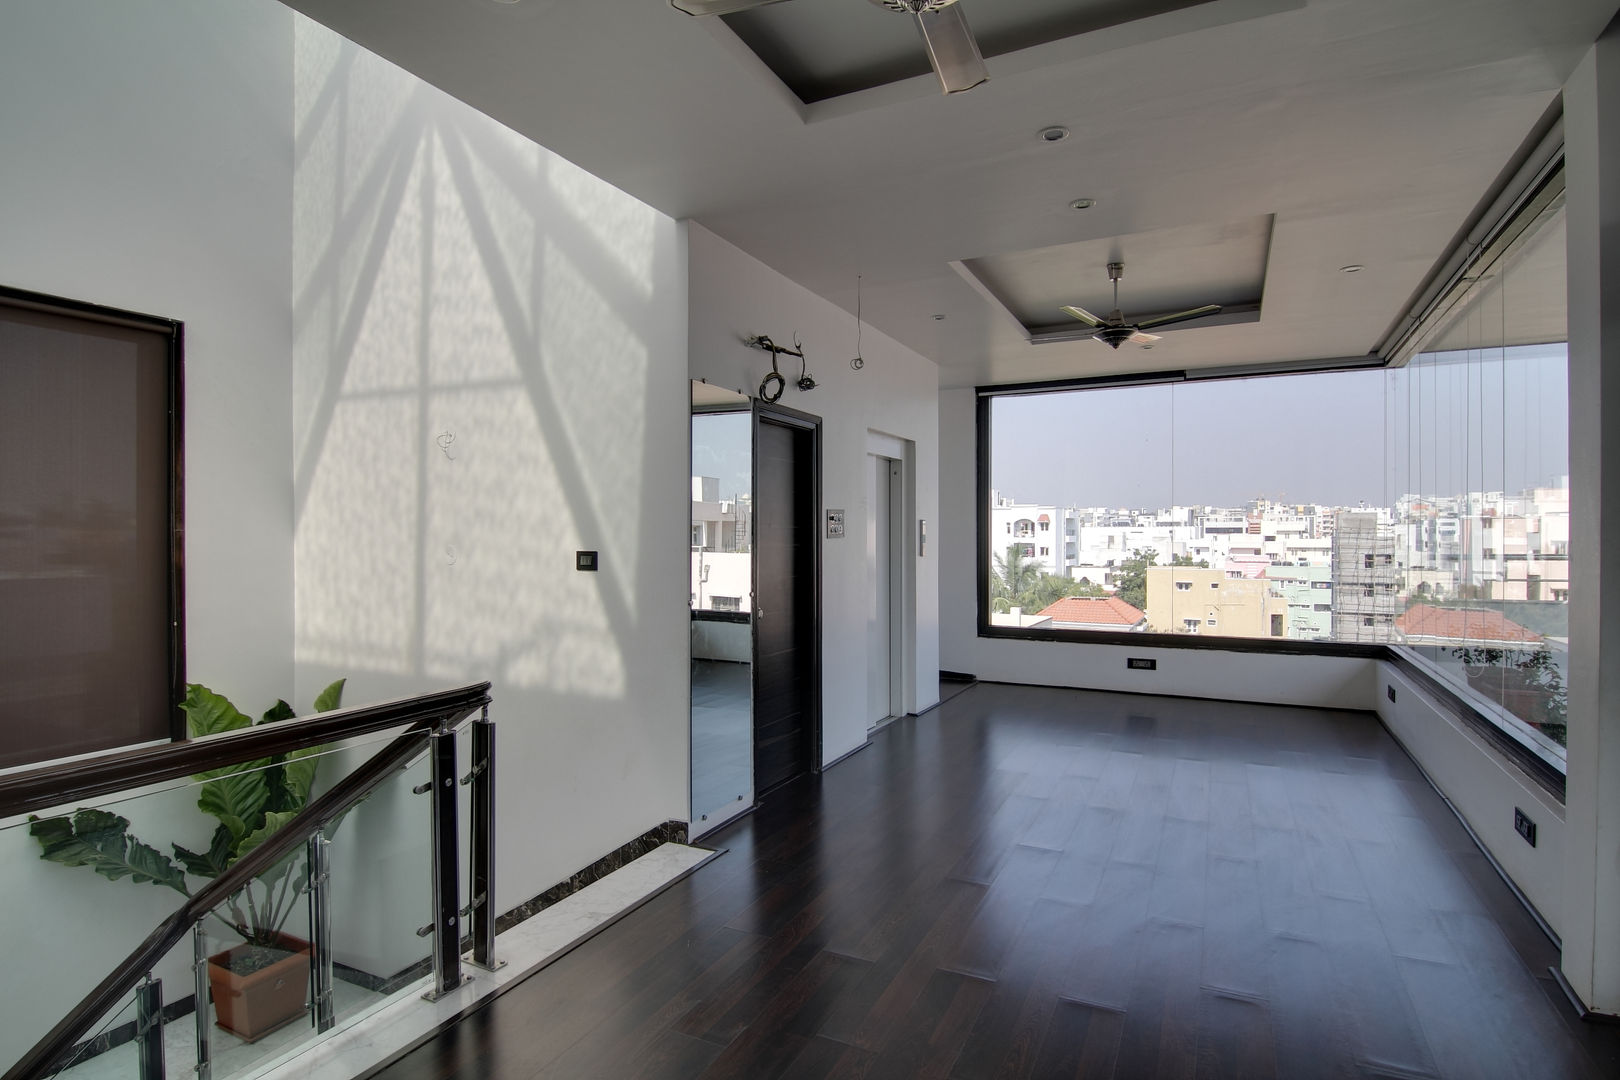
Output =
[
  {"x1": 1061, "y1": 262, "x2": 1222, "y2": 349},
  {"x1": 669, "y1": 0, "x2": 989, "y2": 95}
]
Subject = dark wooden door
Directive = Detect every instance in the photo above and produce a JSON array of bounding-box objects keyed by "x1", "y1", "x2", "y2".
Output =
[{"x1": 752, "y1": 407, "x2": 819, "y2": 795}]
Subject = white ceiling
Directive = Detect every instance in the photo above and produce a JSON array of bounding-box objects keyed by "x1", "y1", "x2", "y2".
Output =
[{"x1": 278, "y1": 0, "x2": 1615, "y2": 389}]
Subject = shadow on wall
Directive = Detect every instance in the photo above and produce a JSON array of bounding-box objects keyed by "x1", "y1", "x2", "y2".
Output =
[
  {"x1": 291, "y1": 20, "x2": 674, "y2": 694},
  {"x1": 287, "y1": 19, "x2": 688, "y2": 927}
]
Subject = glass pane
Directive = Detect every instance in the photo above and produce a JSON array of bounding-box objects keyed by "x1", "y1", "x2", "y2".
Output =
[
  {"x1": 691, "y1": 405, "x2": 754, "y2": 827},
  {"x1": 39, "y1": 986, "x2": 143, "y2": 1079},
  {"x1": 193, "y1": 843, "x2": 315, "y2": 1078},
  {"x1": 1393, "y1": 197, "x2": 1568, "y2": 758},
  {"x1": 0, "y1": 727, "x2": 405, "y2": 1076},
  {"x1": 320, "y1": 744, "x2": 435, "y2": 1037},
  {"x1": 989, "y1": 385, "x2": 1170, "y2": 631}
]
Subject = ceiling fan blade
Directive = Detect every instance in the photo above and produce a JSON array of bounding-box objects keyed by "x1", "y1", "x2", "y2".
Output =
[
  {"x1": 1130, "y1": 331, "x2": 1162, "y2": 344},
  {"x1": 1134, "y1": 304, "x2": 1222, "y2": 331},
  {"x1": 915, "y1": 4, "x2": 989, "y2": 94},
  {"x1": 1060, "y1": 304, "x2": 1104, "y2": 327},
  {"x1": 669, "y1": 0, "x2": 791, "y2": 16}
]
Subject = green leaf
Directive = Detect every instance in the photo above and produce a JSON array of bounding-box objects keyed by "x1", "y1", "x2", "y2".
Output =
[
  {"x1": 181, "y1": 684, "x2": 254, "y2": 739},
  {"x1": 173, "y1": 824, "x2": 235, "y2": 878},
  {"x1": 234, "y1": 810, "x2": 300, "y2": 864},
  {"x1": 281, "y1": 746, "x2": 322, "y2": 810},
  {"x1": 233, "y1": 811, "x2": 304, "y2": 892},
  {"x1": 260, "y1": 699, "x2": 295, "y2": 725},
  {"x1": 29, "y1": 810, "x2": 189, "y2": 895},
  {"x1": 197, "y1": 766, "x2": 270, "y2": 839},
  {"x1": 313, "y1": 679, "x2": 346, "y2": 713}
]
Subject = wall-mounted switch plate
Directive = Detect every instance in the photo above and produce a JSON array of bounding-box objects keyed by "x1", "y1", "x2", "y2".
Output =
[
  {"x1": 1387, "y1": 685, "x2": 1397, "y2": 703},
  {"x1": 826, "y1": 509, "x2": 845, "y2": 539},
  {"x1": 576, "y1": 550, "x2": 598, "y2": 572},
  {"x1": 1514, "y1": 807, "x2": 1537, "y2": 847},
  {"x1": 1127, "y1": 657, "x2": 1156, "y2": 671}
]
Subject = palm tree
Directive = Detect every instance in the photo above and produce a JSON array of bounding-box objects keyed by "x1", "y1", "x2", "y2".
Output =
[{"x1": 992, "y1": 544, "x2": 1042, "y2": 612}]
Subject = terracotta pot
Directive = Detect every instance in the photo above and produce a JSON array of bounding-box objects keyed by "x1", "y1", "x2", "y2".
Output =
[{"x1": 206, "y1": 932, "x2": 311, "y2": 1043}]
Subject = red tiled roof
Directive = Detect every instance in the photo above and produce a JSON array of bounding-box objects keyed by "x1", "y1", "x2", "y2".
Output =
[
  {"x1": 1395, "y1": 604, "x2": 1542, "y2": 644},
  {"x1": 1037, "y1": 596, "x2": 1147, "y2": 626},
  {"x1": 1037, "y1": 513, "x2": 1051, "y2": 522}
]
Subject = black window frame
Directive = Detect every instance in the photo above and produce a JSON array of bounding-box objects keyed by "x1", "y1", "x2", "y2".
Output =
[
  {"x1": 974, "y1": 372, "x2": 1566, "y2": 802},
  {"x1": 0, "y1": 283, "x2": 186, "y2": 762}
]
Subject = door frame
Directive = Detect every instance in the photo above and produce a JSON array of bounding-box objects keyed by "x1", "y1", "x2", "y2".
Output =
[
  {"x1": 688, "y1": 393, "x2": 756, "y2": 838},
  {"x1": 866, "y1": 429, "x2": 917, "y2": 718},
  {"x1": 752, "y1": 398, "x2": 824, "y2": 777}
]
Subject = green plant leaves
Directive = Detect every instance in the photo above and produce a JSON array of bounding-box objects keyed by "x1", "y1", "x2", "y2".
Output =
[
  {"x1": 313, "y1": 679, "x2": 346, "y2": 714},
  {"x1": 31, "y1": 679, "x2": 349, "y2": 945},
  {"x1": 181, "y1": 684, "x2": 253, "y2": 738},
  {"x1": 29, "y1": 810, "x2": 189, "y2": 895},
  {"x1": 173, "y1": 824, "x2": 235, "y2": 879},
  {"x1": 197, "y1": 768, "x2": 269, "y2": 842},
  {"x1": 235, "y1": 811, "x2": 300, "y2": 864}
]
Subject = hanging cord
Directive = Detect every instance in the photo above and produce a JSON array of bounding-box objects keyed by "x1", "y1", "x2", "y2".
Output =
[
  {"x1": 851, "y1": 276, "x2": 865, "y2": 370},
  {"x1": 794, "y1": 333, "x2": 816, "y2": 391}
]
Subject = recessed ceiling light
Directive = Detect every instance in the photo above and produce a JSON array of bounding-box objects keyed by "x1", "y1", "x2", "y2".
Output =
[
  {"x1": 1038, "y1": 126, "x2": 1070, "y2": 144},
  {"x1": 1070, "y1": 198, "x2": 1096, "y2": 210},
  {"x1": 933, "y1": 314, "x2": 947, "y2": 321},
  {"x1": 1340, "y1": 264, "x2": 1364, "y2": 273}
]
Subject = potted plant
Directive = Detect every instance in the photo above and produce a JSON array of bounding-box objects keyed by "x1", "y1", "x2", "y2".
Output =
[{"x1": 30, "y1": 679, "x2": 345, "y2": 1042}]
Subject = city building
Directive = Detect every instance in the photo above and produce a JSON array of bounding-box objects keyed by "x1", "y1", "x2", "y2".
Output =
[
  {"x1": 1265, "y1": 563, "x2": 1336, "y2": 641},
  {"x1": 1331, "y1": 511, "x2": 1400, "y2": 643},
  {"x1": 1144, "y1": 566, "x2": 1289, "y2": 638}
]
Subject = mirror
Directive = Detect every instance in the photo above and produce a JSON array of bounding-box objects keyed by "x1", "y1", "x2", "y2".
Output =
[{"x1": 690, "y1": 381, "x2": 754, "y2": 833}]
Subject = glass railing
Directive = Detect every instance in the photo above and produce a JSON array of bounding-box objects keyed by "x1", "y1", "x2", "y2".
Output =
[{"x1": 0, "y1": 682, "x2": 493, "y2": 1080}]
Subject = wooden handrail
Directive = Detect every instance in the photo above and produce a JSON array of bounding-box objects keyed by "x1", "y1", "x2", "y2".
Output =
[{"x1": 0, "y1": 683, "x2": 491, "y2": 821}]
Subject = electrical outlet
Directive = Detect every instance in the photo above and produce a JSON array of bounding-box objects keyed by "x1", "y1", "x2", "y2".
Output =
[
  {"x1": 1514, "y1": 808, "x2": 1537, "y2": 847},
  {"x1": 1127, "y1": 657, "x2": 1156, "y2": 671},
  {"x1": 1387, "y1": 684, "x2": 1397, "y2": 703}
]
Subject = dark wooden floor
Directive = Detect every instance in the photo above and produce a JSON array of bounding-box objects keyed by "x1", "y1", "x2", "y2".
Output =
[{"x1": 374, "y1": 683, "x2": 1619, "y2": 1080}]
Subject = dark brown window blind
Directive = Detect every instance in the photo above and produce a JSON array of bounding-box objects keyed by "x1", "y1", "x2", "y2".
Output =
[{"x1": 0, "y1": 290, "x2": 181, "y2": 768}]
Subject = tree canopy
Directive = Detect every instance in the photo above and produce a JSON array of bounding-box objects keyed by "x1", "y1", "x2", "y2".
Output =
[
  {"x1": 1113, "y1": 547, "x2": 1157, "y2": 611},
  {"x1": 992, "y1": 544, "x2": 1105, "y2": 615}
]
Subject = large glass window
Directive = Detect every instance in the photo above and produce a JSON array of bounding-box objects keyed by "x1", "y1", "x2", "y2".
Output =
[{"x1": 981, "y1": 191, "x2": 1569, "y2": 767}]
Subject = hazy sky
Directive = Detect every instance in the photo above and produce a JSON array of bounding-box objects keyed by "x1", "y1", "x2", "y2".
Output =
[
  {"x1": 692, "y1": 411, "x2": 751, "y2": 499},
  {"x1": 990, "y1": 345, "x2": 1569, "y2": 510}
]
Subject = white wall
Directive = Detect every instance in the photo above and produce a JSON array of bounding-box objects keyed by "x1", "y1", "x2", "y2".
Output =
[
  {"x1": 0, "y1": 0, "x2": 296, "y2": 1065},
  {"x1": 1375, "y1": 662, "x2": 1566, "y2": 935},
  {"x1": 687, "y1": 225, "x2": 941, "y2": 765},
  {"x1": 288, "y1": 17, "x2": 692, "y2": 932},
  {"x1": 938, "y1": 389, "x2": 1375, "y2": 710}
]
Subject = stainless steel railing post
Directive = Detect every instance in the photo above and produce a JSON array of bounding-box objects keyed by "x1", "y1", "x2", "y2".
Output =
[
  {"x1": 191, "y1": 928, "x2": 210, "y2": 1080},
  {"x1": 308, "y1": 833, "x2": 335, "y2": 1031},
  {"x1": 135, "y1": 976, "x2": 164, "y2": 1080},
  {"x1": 424, "y1": 722, "x2": 464, "y2": 1000},
  {"x1": 466, "y1": 704, "x2": 503, "y2": 971}
]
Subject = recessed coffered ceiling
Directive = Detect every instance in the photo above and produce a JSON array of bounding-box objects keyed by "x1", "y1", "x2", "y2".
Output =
[
  {"x1": 722, "y1": 0, "x2": 1219, "y2": 103},
  {"x1": 278, "y1": 0, "x2": 1617, "y2": 388},
  {"x1": 957, "y1": 215, "x2": 1273, "y2": 344}
]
